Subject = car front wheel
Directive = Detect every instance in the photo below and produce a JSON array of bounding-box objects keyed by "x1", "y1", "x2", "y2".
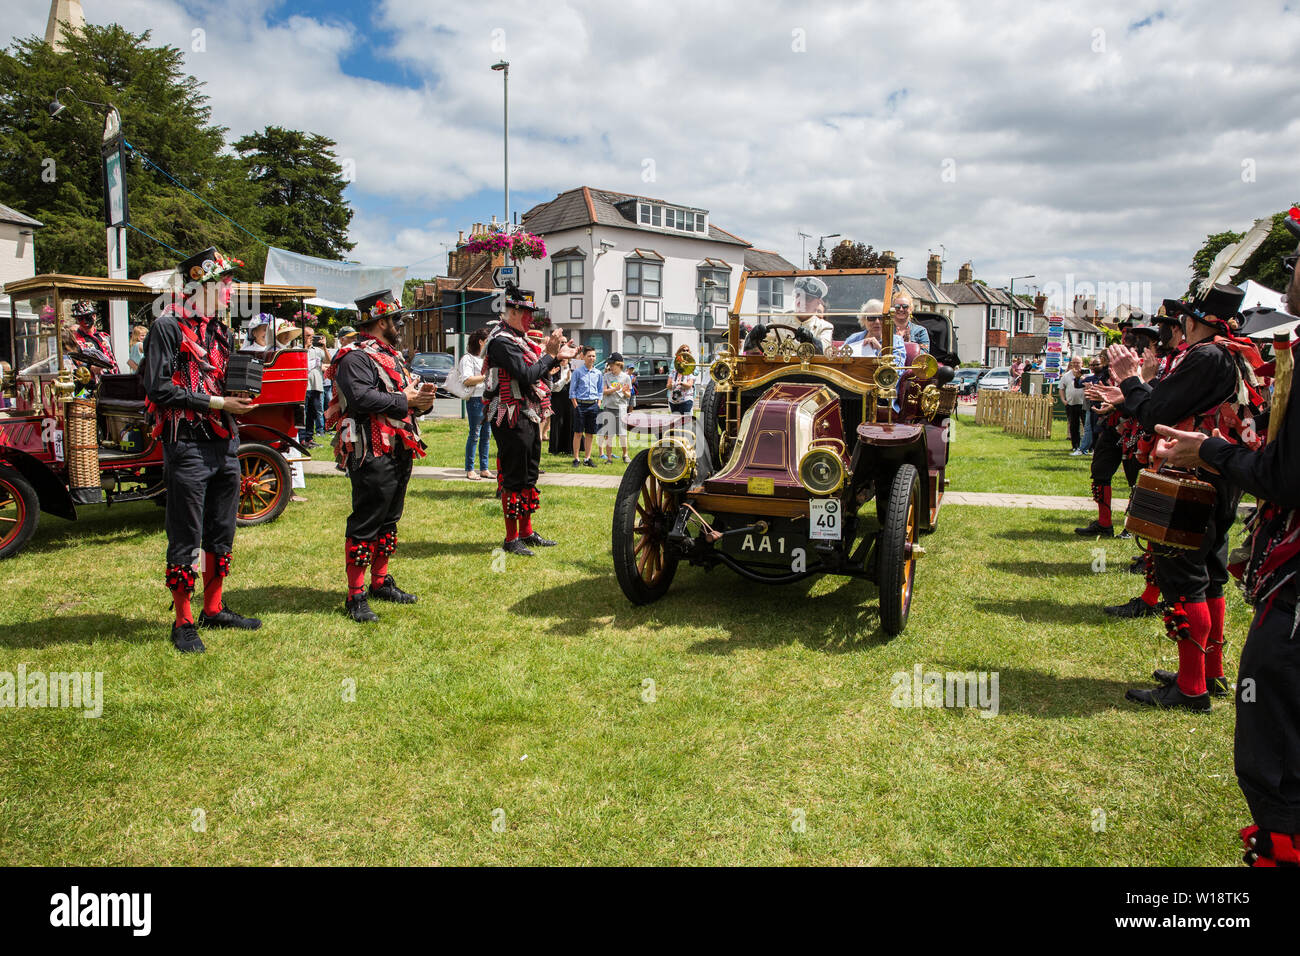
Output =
[
  {"x1": 877, "y1": 463, "x2": 920, "y2": 636},
  {"x1": 612, "y1": 450, "x2": 680, "y2": 605}
]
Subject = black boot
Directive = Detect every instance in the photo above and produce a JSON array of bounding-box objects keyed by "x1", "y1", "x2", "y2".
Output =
[
  {"x1": 521, "y1": 531, "x2": 557, "y2": 548},
  {"x1": 369, "y1": 574, "x2": 417, "y2": 604},
  {"x1": 198, "y1": 604, "x2": 263, "y2": 629},
  {"x1": 1074, "y1": 520, "x2": 1114, "y2": 537},
  {"x1": 503, "y1": 537, "x2": 535, "y2": 556},
  {"x1": 1103, "y1": 596, "x2": 1161, "y2": 618},
  {"x1": 1128, "y1": 554, "x2": 1147, "y2": 575},
  {"x1": 1125, "y1": 682, "x2": 1212, "y2": 713},
  {"x1": 1153, "y1": 669, "x2": 1230, "y2": 698},
  {"x1": 345, "y1": 593, "x2": 379, "y2": 623},
  {"x1": 171, "y1": 622, "x2": 206, "y2": 653}
]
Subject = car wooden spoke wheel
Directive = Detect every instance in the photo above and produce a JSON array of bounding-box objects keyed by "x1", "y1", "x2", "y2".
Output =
[
  {"x1": 877, "y1": 463, "x2": 920, "y2": 636},
  {"x1": 612, "y1": 450, "x2": 680, "y2": 604},
  {"x1": 0, "y1": 466, "x2": 39, "y2": 559},
  {"x1": 237, "y1": 443, "x2": 292, "y2": 526}
]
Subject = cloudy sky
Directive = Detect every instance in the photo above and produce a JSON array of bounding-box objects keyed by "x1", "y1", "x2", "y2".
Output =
[{"x1": 7, "y1": 0, "x2": 1299, "y2": 306}]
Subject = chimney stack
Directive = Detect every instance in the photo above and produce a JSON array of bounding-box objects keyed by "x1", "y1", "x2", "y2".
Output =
[
  {"x1": 1033, "y1": 292, "x2": 1047, "y2": 316},
  {"x1": 926, "y1": 254, "x2": 942, "y2": 285},
  {"x1": 881, "y1": 250, "x2": 899, "y2": 270},
  {"x1": 958, "y1": 262, "x2": 974, "y2": 284}
]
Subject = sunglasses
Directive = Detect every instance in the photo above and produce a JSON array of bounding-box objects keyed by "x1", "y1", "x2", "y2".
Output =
[{"x1": 892, "y1": 304, "x2": 911, "y2": 312}]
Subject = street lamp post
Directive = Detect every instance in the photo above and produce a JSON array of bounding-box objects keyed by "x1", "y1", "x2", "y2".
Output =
[
  {"x1": 1009, "y1": 274, "x2": 1035, "y2": 333},
  {"x1": 491, "y1": 61, "x2": 509, "y2": 231},
  {"x1": 798, "y1": 231, "x2": 811, "y2": 269},
  {"x1": 813, "y1": 233, "x2": 841, "y2": 269}
]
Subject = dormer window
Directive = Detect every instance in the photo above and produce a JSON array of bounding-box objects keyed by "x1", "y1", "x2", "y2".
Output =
[{"x1": 637, "y1": 202, "x2": 707, "y2": 234}]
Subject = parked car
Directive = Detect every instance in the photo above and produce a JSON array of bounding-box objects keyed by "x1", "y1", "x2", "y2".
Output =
[
  {"x1": 952, "y1": 367, "x2": 988, "y2": 396},
  {"x1": 629, "y1": 354, "x2": 672, "y2": 407},
  {"x1": 613, "y1": 268, "x2": 959, "y2": 636},
  {"x1": 977, "y1": 366, "x2": 1013, "y2": 390},
  {"x1": 411, "y1": 352, "x2": 455, "y2": 394}
]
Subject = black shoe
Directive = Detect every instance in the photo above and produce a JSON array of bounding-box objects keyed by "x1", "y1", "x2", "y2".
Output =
[
  {"x1": 1153, "y1": 669, "x2": 1231, "y2": 698},
  {"x1": 345, "y1": 594, "x2": 379, "y2": 623},
  {"x1": 198, "y1": 604, "x2": 263, "y2": 630},
  {"x1": 503, "y1": 537, "x2": 535, "y2": 556},
  {"x1": 1103, "y1": 596, "x2": 1161, "y2": 618},
  {"x1": 583, "y1": 458, "x2": 596, "y2": 468},
  {"x1": 171, "y1": 622, "x2": 206, "y2": 653},
  {"x1": 1125, "y1": 682, "x2": 1212, "y2": 713},
  {"x1": 1118, "y1": 530, "x2": 1132, "y2": 540},
  {"x1": 369, "y1": 574, "x2": 417, "y2": 604},
  {"x1": 571, "y1": 459, "x2": 580, "y2": 466},
  {"x1": 1074, "y1": 520, "x2": 1114, "y2": 537},
  {"x1": 1128, "y1": 555, "x2": 1147, "y2": 575},
  {"x1": 521, "y1": 531, "x2": 557, "y2": 548},
  {"x1": 538, "y1": 468, "x2": 547, "y2": 475}
]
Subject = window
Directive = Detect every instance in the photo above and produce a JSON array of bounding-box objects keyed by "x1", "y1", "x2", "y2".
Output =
[
  {"x1": 627, "y1": 299, "x2": 639, "y2": 323},
  {"x1": 698, "y1": 267, "x2": 730, "y2": 304},
  {"x1": 570, "y1": 298, "x2": 583, "y2": 320},
  {"x1": 636, "y1": 202, "x2": 706, "y2": 233},
  {"x1": 626, "y1": 260, "x2": 662, "y2": 298},
  {"x1": 553, "y1": 255, "x2": 584, "y2": 294},
  {"x1": 756, "y1": 277, "x2": 784, "y2": 312}
]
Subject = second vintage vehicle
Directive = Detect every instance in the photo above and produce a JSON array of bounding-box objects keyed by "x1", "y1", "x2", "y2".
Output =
[
  {"x1": 611, "y1": 268, "x2": 958, "y2": 635},
  {"x1": 0, "y1": 273, "x2": 316, "y2": 559}
]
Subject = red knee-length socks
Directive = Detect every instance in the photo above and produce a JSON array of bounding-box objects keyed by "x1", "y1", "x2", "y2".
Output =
[
  {"x1": 520, "y1": 513, "x2": 533, "y2": 537},
  {"x1": 345, "y1": 538, "x2": 370, "y2": 597},
  {"x1": 1140, "y1": 581, "x2": 1161, "y2": 606},
  {"x1": 172, "y1": 587, "x2": 193, "y2": 626},
  {"x1": 504, "y1": 516, "x2": 518, "y2": 540},
  {"x1": 1098, "y1": 485, "x2": 1113, "y2": 528},
  {"x1": 1176, "y1": 601, "x2": 1211, "y2": 697},
  {"x1": 370, "y1": 550, "x2": 390, "y2": 587},
  {"x1": 201, "y1": 554, "x2": 224, "y2": 616},
  {"x1": 1206, "y1": 596, "x2": 1227, "y2": 680}
]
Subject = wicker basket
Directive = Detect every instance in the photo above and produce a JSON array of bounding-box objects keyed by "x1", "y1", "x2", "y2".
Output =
[{"x1": 66, "y1": 398, "x2": 101, "y2": 492}]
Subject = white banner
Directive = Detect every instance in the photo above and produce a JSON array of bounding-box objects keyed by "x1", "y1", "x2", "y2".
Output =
[{"x1": 263, "y1": 247, "x2": 408, "y2": 310}]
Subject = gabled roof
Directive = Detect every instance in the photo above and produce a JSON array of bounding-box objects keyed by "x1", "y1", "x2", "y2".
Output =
[
  {"x1": 628, "y1": 247, "x2": 663, "y2": 261},
  {"x1": 1062, "y1": 313, "x2": 1104, "y2": 334},
  {"x1": 743, "y1": 248, "x2": 796, "y2": 271},
  {"x1": 519, "y1": 186, "x2": 749, "y2": 247},
  {"x1": 0, "y1": 202, "x2": 42, "y2": 229},
  {"x1": 896, "y1": 275, "x2": 956, "y2": 306},
  {"x1": 698, "y1": 257, "x2": 731, "y2": 269},
  {"x1": 939, "y1": 281, "x2": 1001, "y2": 306}
]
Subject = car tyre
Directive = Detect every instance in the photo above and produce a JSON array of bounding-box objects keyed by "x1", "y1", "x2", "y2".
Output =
[
  {"x1": 0, "y1": 465, "x2": 40, "y2": 560},
  {"x1": 877, "y1": 463, "x2": 920, "y2": 636},
  {"x1": 612, "y1": 449, "x2": 680, "y2": 605},
  {"x1": 236, "y1": 443, "x2": 292, "y2": 525}
]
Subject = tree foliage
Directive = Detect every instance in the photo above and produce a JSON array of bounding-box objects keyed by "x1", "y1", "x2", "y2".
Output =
[
  {"x1": 1186, "y1": 207, "x2": 1299, "y2": 297},
  {"x1": 0, "y1": 25, "x2": 353, "y2": 282},
  {"x1": 824, "y1": 240, "x2": 890, "y2": 269}
]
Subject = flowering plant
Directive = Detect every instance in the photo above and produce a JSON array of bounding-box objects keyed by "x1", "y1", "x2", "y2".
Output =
[{"x1": 462, "y1": 229, "x2": 547, "y2": 260}]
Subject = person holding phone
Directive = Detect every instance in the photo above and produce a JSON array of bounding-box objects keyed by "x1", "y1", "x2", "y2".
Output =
[{"x1": 326, "y1": 289, "x2": 432, "y2": 622}]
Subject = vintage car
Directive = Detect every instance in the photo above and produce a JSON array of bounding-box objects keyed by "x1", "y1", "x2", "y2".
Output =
[
  {"x1": 0, "y1": 274, "x2": 316, "y2": 559},
  {"x1": 611, "y1": 268, "x2": 958, "y2": 635}
]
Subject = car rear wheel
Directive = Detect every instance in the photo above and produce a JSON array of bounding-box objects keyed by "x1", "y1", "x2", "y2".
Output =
[
  {"x1": 237, "y1": 443, "x2": 292, "y2": 525},
  {"x1": 877, "y1": 463, "x2": 920, "y2": 636},
  {"x1": 612, "y1": 450, "x2": 680, "y2": 604},
  {"x1": 0, "y1": 465, "x2": 39, "y2": 559}
]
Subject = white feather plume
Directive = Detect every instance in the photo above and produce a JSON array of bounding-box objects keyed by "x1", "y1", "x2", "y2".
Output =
[{"x1": 1198, "y1": 218, "x2": 1272, "y2": 296}]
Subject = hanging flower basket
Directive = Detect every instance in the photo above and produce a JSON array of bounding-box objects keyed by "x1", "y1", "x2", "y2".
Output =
[{"x1": 462, "y1": 230, "x2": 547, "y2": 260}]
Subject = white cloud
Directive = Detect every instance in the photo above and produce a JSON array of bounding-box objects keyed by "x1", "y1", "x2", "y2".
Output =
[{"x1": 5, "y1": 0, "x2": 1299, "y2": 300}]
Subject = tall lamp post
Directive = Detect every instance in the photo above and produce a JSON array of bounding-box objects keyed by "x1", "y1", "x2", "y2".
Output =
[
  {"x1": 813, "y1": 233, "x2": 841, "y2": 269},
  {"x1": 1008, "y1": 274, "x2": 1034, "y2": 333},
  {"x1": 798, "y1": 231, "x2": 811, "y2": 268},
  {"x1": 491, "y1": 61, "x2": 509, "y2": 231},
  {"x1": 49, "y1": 87, "x2": 128, "y2": 368},
  {"x1": 697, "y1": 277, "x2": 716, "y2": 372}
]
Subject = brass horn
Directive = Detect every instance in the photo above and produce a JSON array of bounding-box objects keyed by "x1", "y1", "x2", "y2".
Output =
[{"x1": 674, "y1": 346, "x2": 696, "y2": 376}]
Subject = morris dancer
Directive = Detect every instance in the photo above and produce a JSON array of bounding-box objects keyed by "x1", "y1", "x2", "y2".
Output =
[
  {"x1": 483, "y1": 283, "x2": 577, "y2": 555},
  {"x1": 1090, "y1": 284, "x2": 1264, "y2": 711},
  {"x1": 70, "y1": 299, "x2": 119, "y2": 377},
  {"x1": 1076, "y1": 316, "x2": 1142, "y2": 538},
  {"x1": 140, "y1": 246, "x2": 260, "y2": 653},
  {"x1": 326, "y1": 290, "x2": 432, "y2": 623},
  {"x1": 1153, "y1": 236, "x2": 1300, "y2": 864}
]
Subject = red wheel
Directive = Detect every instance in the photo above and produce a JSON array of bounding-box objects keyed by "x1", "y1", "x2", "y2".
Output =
[
  {"x1": 0, "y1": 465, "x2": 39, "y2": 559},
  {"x1": 237, "y1": 443, "x2": 292, "y2": 525}
]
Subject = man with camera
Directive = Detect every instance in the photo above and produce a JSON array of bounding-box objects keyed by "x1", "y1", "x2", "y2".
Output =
[
  {"x1": 326, "y1": 290, "x2": 432, "y2": 623},
  {"x1": 141, "y1": 245, "x2": 260, "y2": 653}
]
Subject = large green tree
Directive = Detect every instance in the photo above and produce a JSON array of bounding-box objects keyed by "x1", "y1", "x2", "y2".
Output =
[
  {"x1": 825, "y1": 240, "x2": 890, "y2": 270},
  {"x1": 0, "y1": 24, "x2": 260, "y2": 277},
  {"x1": 1186, "y1": 207, "x2": 1299, "y2": 297},
  {"x1": 234, "y1": 125, "x2": 354, "y2": 276}
]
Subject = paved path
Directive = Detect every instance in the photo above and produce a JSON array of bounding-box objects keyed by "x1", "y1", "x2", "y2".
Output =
[{"x1": 302, "y1": 460, "x2": 1109, "y2": 506}]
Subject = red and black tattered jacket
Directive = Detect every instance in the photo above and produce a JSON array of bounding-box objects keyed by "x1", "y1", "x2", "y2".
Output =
[
  {"x1": 72, "y1": 324, "x2": 119, "y2": 376},
  {"x1": 139, "y1": 305, "x2": 234, "y2": 443},
  {"x1": 325, "y1": 334, "x2": 426, "y2": 471},
  {"x1": 482, "y1": 321, "x2": 557, "y2": 428}
]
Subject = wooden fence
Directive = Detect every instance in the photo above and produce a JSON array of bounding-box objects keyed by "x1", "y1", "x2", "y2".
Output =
[{"x1": 974, "y1": 390, "x2": 1054, "y2": 439}]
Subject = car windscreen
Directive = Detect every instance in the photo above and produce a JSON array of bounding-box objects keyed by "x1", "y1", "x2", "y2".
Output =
[
  {"x1": 413, "y1": 353, "x2": 453, "y2": 369},
  {"x1": 738, "y1": 271, "x2": 891, "y2": 324}
]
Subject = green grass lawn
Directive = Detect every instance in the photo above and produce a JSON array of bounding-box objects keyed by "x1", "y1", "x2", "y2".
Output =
[
  {"x1": 0, "y1": 453, "x2": 1257, "y2": 865},
  {"x1": 947, "y1": 416, "x2": 1093, "y2": 497}
]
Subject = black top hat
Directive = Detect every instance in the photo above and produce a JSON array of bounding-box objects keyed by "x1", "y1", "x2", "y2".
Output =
[
  {"x1": 1186, "y1": 283, "x2": 1247, "y2": 332},
  {"x1": 178, "y1": 246, "x2": 242, "y2": 284},
  {"x1": 1155, "y1": 300, "x2": 1185, "y2": 324},
  {"x1": 354, "y1": 289, "x2": 403, "y2": 325},
  {"x1": 503, "y1": 282, "x2": 540, "y2": 311},
  {"x1": 1126, "y1": 312, "x2": 1159, "y2": 339},
  {"x1": 71, "y1": 299, "x2": 97, "y2": 321}
]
